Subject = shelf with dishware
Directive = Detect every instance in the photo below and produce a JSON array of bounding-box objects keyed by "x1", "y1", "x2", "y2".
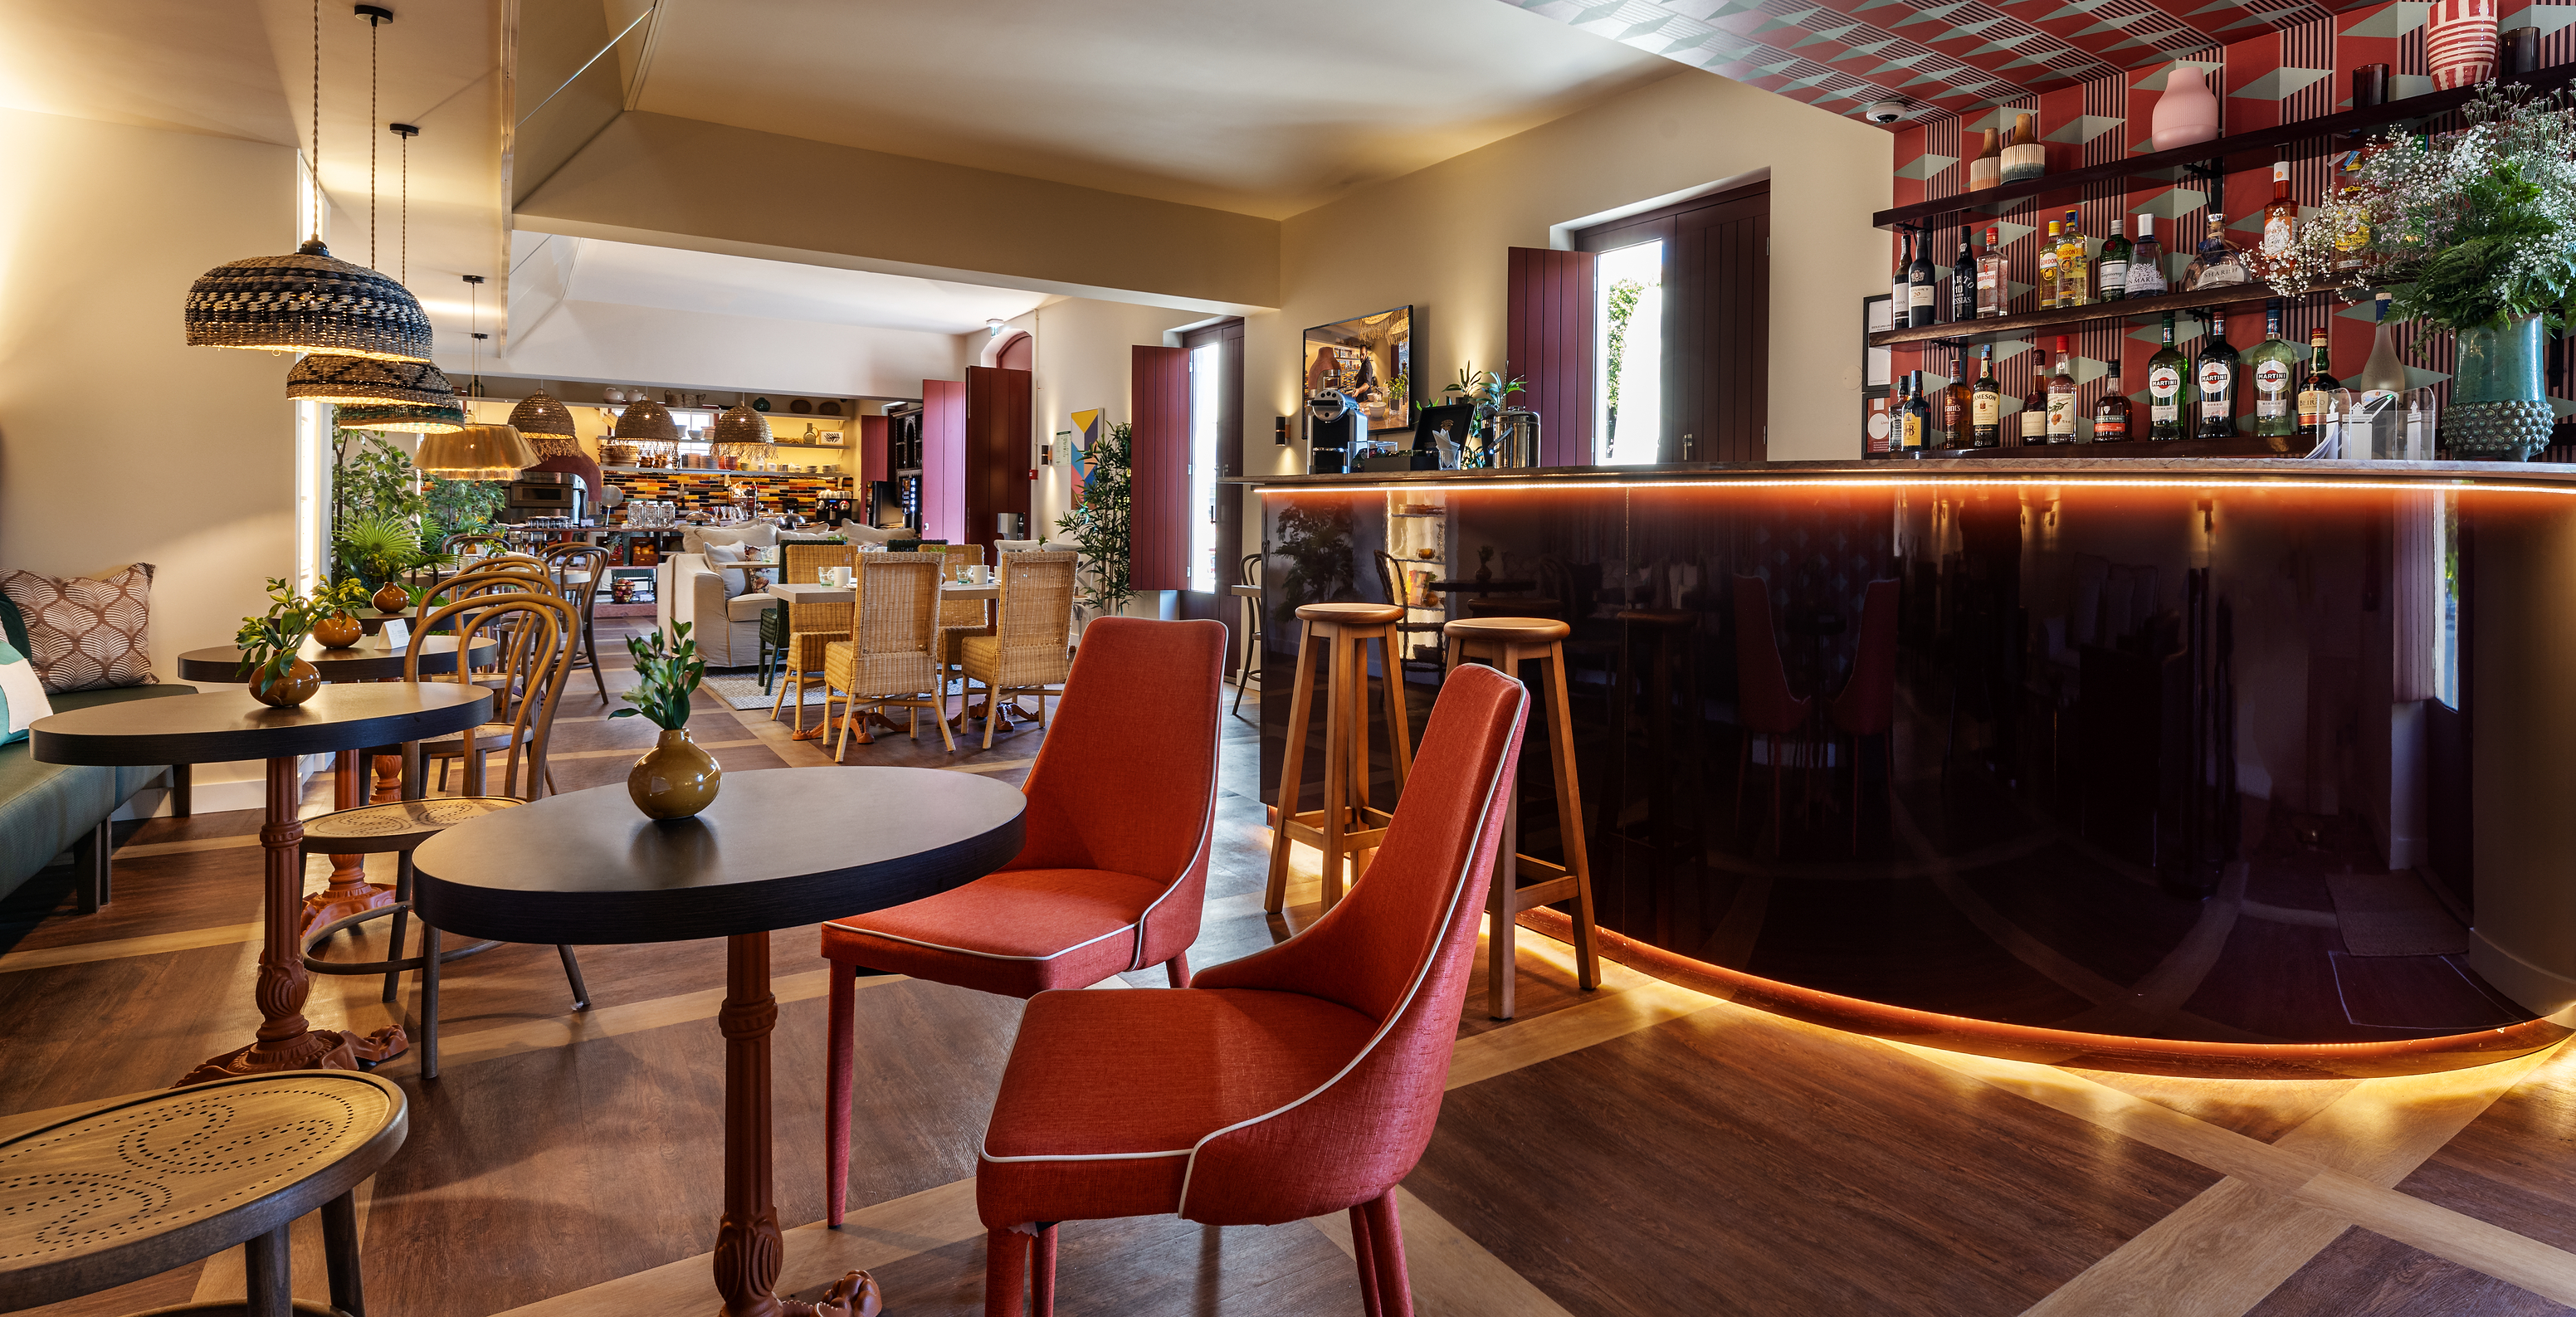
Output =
[
  {"x1": 1871, "y1": 63, "x2": 2576, "y2": 235},
  {"x1": 1869, "y1": 281, "x2": 2341, "y2": 349},
  {"x1": 602, "y1": 465, "x2": 851, "y2": 480}
]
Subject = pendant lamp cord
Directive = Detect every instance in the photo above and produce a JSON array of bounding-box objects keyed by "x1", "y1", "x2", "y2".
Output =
[
  {"x1": 367, "y1": 11, "x2": 379, "y2": 270},
  {"x1": 309, "y1": 0, "x2": 320, "y2": 241}
]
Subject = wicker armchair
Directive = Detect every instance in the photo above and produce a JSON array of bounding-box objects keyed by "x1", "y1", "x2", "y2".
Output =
[
  {"x1": 960, "y1": 552, "x2": 1077, "y2": 749},
  {"x1": 768, "y1": 544, "x2": 856, "y2": 737},
  {"x1": 823, "y1": 553, "x2": 951, "y2": 758}
]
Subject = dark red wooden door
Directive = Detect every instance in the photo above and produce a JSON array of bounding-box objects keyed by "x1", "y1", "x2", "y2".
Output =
[
  {"x1": 857, "y1": 415, "x2": 887, "y2": 486},
  {"x1": 1129, "y1": 345, "x2": 1189, "y2": 593},
  {"x1": 1667, "y1": 191, "x2": 1770, "y2": 463},
  {"x1": 1507, "y1": 247, "x2": 1597, "y2": 466},
  {"x1": 920, "y1": 378, "x2": 966, "y2": 542}
]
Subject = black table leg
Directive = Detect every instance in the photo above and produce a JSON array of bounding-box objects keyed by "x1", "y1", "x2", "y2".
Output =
[{"x1": 323, "y1": 1188, "x2": 365, "y2": 1317}]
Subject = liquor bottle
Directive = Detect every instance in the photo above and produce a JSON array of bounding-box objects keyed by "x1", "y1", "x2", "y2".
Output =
[
  {"x1": 1969, "y1": 129, "x2": 2002, "y2": 192},
  {"x1": 2330, "y1": 149, "x2": 2373, "y2": 280},
  {"x1": 2354, "y1": 294, "x2": 2409, "y2": 409},
  {"x1": 2295, "y1": 329, "x2": 2339, "y2": 449},
  {"x1": 1892, "y1": 230, "x2": 1912, "y2": 313},
  {"x1": 2125, "y1": 215, "x2": 2168, "y2": 297},
  {"x1": 1976, "y1": 226, "x2": 2009, "y2": 319},
  {"x1": 1866, "y1": 393, "x2": 1892, "y2": 456},
  {"x1": 1949, "y1": 229, "x2": 1977, "y2": 324},
  {"x1": 1941, "y1": 347, "x2": 1974, "y2": 448},
  {"x1": 2038, "y1": 221, "x2": 2062, "y2": 310},
  {"x1": 2056, "y1": 210, "x2": 2089, "y2": 307},
  {"x1": 2194, "y1": 312, "x2": 2240, "y2": 438},
  {"x1": 1971, "y1": 345, "x2": 2002, "y2": 447},
  {"x1": 1909, "y1": 231, "x2": 1939, "y2": 327},
  {"x1": 2244, "y1": 300, "x2": 2300, "y2": 443},
  {"x1": 2257, "y1": 160, "x2": 2298, "y2": 280},
  {"x1": 1900, "y1": 370, "x2": 1931, "y2": 456},
  {"x1": 2180, "y1": 213, "x2": 2251, "y2": 291},
  {"x1": 2019, "y1": 363, "x2": 2052, "y2": 446},
  {"x1": 2046, "y1": 335, "x2": 2078, "y2": 443},
  {"x1": 2002, "y1": 112, "x2": 2045, "y2": 183},
  {"x1": 2092, "y1": 359, "x2": 2132, "y2": 441},
  {"x1": 2098, "y1": 217, "x2": 2132, "y2": 301},
  {"x1": 2147, "y1": 312, "x2": 2190, "y2": 441}
]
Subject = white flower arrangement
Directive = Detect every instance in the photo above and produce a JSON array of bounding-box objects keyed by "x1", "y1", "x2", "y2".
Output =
[{"x1": 2263, "y1": 81, "x2": 2576, "y2": 333}]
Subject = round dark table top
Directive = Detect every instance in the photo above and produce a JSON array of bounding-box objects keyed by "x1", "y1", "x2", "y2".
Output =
[
  {"x1": 0, "y1": 1071, "x2": 406, "y2": 1309},
  {"x1": 32, "y1": 683, "x2": 491, "y2": 768},
  {"x1": 411, "y1": 767, "x2": 1027, "y2": 944},
  {"x1": 175, "y1": 634, "x2": 498, "y2": 684},
  {"x1": 1427, "y1": 578, "x2": 1537, "y2": 593}
]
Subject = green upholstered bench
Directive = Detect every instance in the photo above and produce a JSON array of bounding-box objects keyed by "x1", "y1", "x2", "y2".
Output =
[{"x1": 0, "y1": 683, "x2": 197, "y2": 914}]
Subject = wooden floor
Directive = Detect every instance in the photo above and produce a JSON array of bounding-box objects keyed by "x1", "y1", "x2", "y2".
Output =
[{"x1": 9, "y1": 619, "x2": 2576, "y2": 1315}]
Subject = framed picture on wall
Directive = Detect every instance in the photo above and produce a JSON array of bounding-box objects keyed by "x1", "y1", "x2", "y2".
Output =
[{"x1": 1305, "y1": 305, "x2": 1415, "y2": 433}]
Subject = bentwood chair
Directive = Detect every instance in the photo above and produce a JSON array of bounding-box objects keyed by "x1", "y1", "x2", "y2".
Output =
[
  {"x1": 822, "y1": 552, "x2": 951, "y2": 757},
  {"x1": 960, "y1": 551, "x2": 1076, "y2": 748},
  {"x1": 821, "y1": 616, "x2": 1226, "y2": 1225},
  {"x1": 975, "y1": 662, "x2": 1528, "y2": 1316},
  {"x1": 442, "y1": 531, "x2": 509, "y2": 558},
  {"x1": 297, "y1": 592, "x2": 589, "y2": 1079},
  {"x1": 1732, "y1": 574, "x2": 1812, "y2": 853},
  {"x1": 1373, "y1": 549, "x2": 1448, "y2": 680},
  {"x1": 543, "y1": 543, "x2": 612, "y2": 704},
  {"x1": 1231, "y1": 552, "x2": 1263, "y2": 715}
]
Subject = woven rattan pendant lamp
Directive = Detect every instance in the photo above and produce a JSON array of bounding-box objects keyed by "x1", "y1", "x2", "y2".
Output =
[
  {"x1": 510, "y1": 390, "x2": 582, "y2": 457},
  {"x1": 183, "y1": 2, "x2": 431, "y2": 362},
  {"x1": 285, "y1": 354, "x2": 456, "y2": 406},
  {"x1": 416, "y1": 423, "x2": 536, "y2": 478},
  {"x1": 711, "y1": 399, "x2": 772, "y2": 461}
]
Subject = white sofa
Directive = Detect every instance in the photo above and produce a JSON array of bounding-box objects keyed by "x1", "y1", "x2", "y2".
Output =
[{"x1": 653, "y1": 524, "x2": 785, "y2": 668}]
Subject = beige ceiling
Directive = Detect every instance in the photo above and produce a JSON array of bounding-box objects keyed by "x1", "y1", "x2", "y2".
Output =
[{"x1": 611, "y1": 0, "x2": 1676, "y2": 220}]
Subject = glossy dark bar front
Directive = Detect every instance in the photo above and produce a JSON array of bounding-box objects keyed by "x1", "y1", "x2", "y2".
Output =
[{"x1": 1251, "y1": 459, "x2": 2576, "y2": 1076}]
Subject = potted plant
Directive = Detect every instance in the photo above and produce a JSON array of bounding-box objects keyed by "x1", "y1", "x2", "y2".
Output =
[
  {"x1": 236, "y1": 578, "x2": 368, "y2": 706},
  {"x1": 2267, "y1": 83, "x2": 2576, "y2": 460},
  {"x1": 1053, "y1": 421, "x2": 1134, "y2": 618},
  {"x1": 1443, "y1": 365, "x2": 1528, "y2": 467},
  {"x1": 612, "y1": 622, "x2": 719, "y2": 818},
  {"x1": 335, "y1": 512, "x2": 452, "y2": 614}
]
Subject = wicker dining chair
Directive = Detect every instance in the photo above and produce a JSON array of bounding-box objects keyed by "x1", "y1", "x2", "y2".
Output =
[
  {"x1": 961, "y1": 552, "x2": 1077, "y2": 749},
  {"x1": 933, "y1": 543, "x2": 991, "y2": 717},
  {"x1": 824, "y1": 552, "x2": 952, "y2": 758},
  {"x1": 295, "y1": 590, "x2": 588, "y2": 1079},
  {"x1": 770, "y1": 544, "x2": 857, "y2": 737}
]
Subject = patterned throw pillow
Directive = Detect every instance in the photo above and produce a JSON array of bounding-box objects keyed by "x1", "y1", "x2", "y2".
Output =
[
  {"x1": 0, "y1": 638, "x2": 51, "y2": 745},
  {"x1": 0, "y1": 563, "x2": 159, "y2": 693}
]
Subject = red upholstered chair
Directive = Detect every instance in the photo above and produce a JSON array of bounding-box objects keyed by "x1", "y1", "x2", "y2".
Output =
[
  {"x1": 821, "y1": 616, "x2": 1227, "y2": 1227},
  {"x1": 1732, "y1": 573, "x2": 1812, "y2": 852},
  {"x1": 974, "y1": 663, "x2": 1530, "y2": 1317},
  {"x1": 1830, "y1": 579, "x2": 1901, "y2": 852}
]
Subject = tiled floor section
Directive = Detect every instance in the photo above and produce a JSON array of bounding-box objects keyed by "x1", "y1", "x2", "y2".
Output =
[{"x1": 9, "y1": 621, "x2": 2576, "y2": 1315}]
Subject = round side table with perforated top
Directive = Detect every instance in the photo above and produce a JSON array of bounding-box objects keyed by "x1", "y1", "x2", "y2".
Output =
[{"x1": 0, "y1": 1071, "x2": 407, "y2": 1316}]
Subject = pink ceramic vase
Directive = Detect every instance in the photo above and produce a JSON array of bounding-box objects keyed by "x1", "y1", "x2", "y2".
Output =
[
  {"x1": 2150, "y1": 64, "x2": 2219, "y2": 152},
  {"x1": 2426, "y1": 0, "x2": 2498, "y2": 90}
]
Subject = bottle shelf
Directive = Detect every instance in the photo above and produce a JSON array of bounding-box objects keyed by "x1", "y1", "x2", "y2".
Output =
[
  {"x1": 1876, "y1": 434, "x2": 2295, "y2": 461},
  {"x1": 1872, "y1": 65, "x2": 2576, "y2": 234},
  {"x1": 1868, "y1": 282, "x2": 2336, "y2": 349}
]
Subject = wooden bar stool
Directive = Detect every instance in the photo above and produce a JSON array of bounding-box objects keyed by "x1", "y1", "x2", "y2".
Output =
[
  {"x1": 1443, "y1": 616, "x2": 1600, "y2": 1018},
  {"x1": 1265, "y1": 602, "x2": 1413, "y2": 915}
]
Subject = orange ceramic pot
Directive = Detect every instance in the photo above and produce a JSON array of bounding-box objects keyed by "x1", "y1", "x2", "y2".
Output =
[
  {"x1": 312, "y1": 614, "x2": 363, "y2": 649},
  {"x1": 249, "y1": 659, "x2": 321, "y2": 708},
  {"x1": 372, "y1": 582, "x2": 410, "y2": 613}
]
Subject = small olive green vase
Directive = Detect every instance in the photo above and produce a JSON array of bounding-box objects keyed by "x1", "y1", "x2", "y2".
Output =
[{"x1": 630, "y1": 728, "x2": 721, "y2": 819}]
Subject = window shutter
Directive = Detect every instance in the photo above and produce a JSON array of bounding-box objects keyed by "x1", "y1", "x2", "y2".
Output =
[
  {"x1": 1507, "y1": 247, "x2": 1597, "y2": 467},
  {"x1": 1129, "y1": 344, "x2": 1189, "y2": 593}
]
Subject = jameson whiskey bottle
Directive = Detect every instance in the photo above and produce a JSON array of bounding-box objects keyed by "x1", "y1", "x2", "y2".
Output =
[
  {"x1": 2019, "y1": 363, "x2": 2052, "y2": 446},
  {"x1": 2147, "y1": 312, "x2": 2189, "y2": 441},
  {"x1": 1941, "y1": 347, "x2": 1974, "y2": 448},
  {"x1": 2092, "y1": 359, "x2": 2132, "y2": 441},
  {"x1": 1971, "y1": 345, "x2": 2002, "y2": 447},
  {"x1": 2195, "y1": 312, "x2": 2241, "y2": 439},
  {"x1": 2244, "y1": 300, "x2": 2300, "y2": 444},
  {"x1": 1900, "y1": 370, "x2": 1931, "y2": 455},
  {"x1": 2295, "y1": 329, "x2": 2339, "y2": 449},
  {"x1": 2046, "y1": 335, "x2": 2078, "y2": 443},
  {"x1": 2098, "y1": 217, "x2": 2132, "y2": 301}
]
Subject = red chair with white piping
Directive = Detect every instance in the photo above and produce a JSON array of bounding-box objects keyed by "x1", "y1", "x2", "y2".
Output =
[
  {"x1": 973, "y1": 663, "x2": 1530, "y2": 1316},
  {"x1": 1733, "y1": 573, "x2": 1812, "y2": 852},
  {"x1": 820, "y1": 617, "x2": 1227, "y2": 1227}
]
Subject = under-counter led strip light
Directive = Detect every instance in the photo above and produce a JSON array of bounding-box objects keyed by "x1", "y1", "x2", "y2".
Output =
[{"x1": 1254, "y1": 474, "x2": 2572, "y2": 497}]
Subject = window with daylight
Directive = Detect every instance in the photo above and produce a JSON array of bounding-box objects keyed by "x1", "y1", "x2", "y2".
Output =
[
  {"x1": 1573, "y1": 180, "x2": 1770, "y2": 463},
  {"x1": 1594, "y1": 240, "x2": 1664, "y2": 466}
]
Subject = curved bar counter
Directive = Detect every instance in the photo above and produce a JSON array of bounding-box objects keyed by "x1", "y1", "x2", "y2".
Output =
[{"x1": 1247, "y1": 458, "x2": 2576, "y2": 1077}]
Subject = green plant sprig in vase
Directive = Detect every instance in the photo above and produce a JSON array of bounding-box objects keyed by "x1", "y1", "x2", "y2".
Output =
[
  {"x1": 612, "y1": 622, "x2": 720, "y2": 818},
  {"x1": 236, "y1": 577, "x2": 370, "y2": 707}
]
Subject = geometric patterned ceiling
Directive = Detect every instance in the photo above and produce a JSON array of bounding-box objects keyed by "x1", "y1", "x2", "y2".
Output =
[{"x1": 1495, "y1": 0, "x2": 2338, "y2": 123}]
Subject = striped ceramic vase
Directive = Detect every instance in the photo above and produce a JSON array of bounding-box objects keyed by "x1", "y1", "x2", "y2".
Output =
[{"x1": 2425, "y1": 0, "x2": 2499, "y2": 90}]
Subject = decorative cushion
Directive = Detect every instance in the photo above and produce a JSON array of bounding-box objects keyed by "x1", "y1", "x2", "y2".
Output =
[
  {"x1": 681, "y1": 523, "x2": 779, "y2": 556},
  {"x1": 0, "y1": 564, "x2": 157, "y2": 693},
  {"x1": 844, "y1": 525, "x2": 904, "y2": 546},
  {"x1": 701, "y1": 543, "x2": 756, "y2": 599},
  {"x1": 0, "y1": 640, "x2": 52, "y2": 745}
]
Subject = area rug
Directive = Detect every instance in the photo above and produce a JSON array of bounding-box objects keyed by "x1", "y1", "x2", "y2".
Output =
[
  {"x1": 701, "y1": 672, "x2": 826, "y2": 713},
  {"x1": 2326, "y1": 871, "x2": 2471, "y2": 957}
]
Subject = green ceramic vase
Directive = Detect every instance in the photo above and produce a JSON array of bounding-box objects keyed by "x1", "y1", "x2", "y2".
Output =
[
  {"x1": 2442, "y1": 313, "x2": 2554, "y2": 461},
  {"x1": 630, "y1": 728, "x2": 721, "y2": 819}
]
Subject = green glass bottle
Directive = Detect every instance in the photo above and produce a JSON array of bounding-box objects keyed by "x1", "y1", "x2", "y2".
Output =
[
  {"x1": 2146, "y1": 312, "x2": 2191, "y2": 441},
  {"x1": 2244, "y1": 300, "x2": 2300, "y2": 444},
  {"x1": 2097, "y1": 217, "x2": 2133, "y2": 302}
]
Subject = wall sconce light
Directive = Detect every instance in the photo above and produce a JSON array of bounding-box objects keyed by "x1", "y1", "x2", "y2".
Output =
[{"x1": 1275, "y1": 416, "x2": 1290, "y2": 446}]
